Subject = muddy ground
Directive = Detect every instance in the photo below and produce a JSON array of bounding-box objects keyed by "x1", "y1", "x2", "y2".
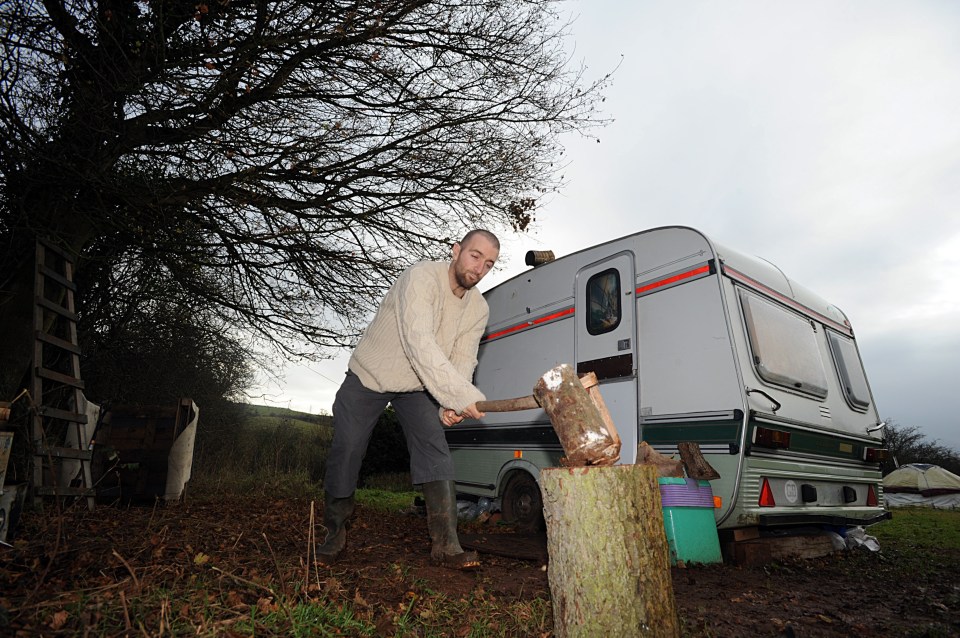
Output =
[{"x1": 2, "y1": 494, "x2": 958, "y2": 637}]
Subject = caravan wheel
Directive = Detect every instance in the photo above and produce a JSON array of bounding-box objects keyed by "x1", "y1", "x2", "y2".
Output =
[{"x1": 501, "y1": 471, "x2": 545, "y2": 532}]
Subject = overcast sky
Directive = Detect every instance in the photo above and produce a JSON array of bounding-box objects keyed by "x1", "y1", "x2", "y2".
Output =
[{"x1": 255, "y1": 1, "x2": 960, "y2": 452}]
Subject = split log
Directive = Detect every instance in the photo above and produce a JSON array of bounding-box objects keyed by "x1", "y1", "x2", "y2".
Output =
[
  {"x1": 533, "y1": 364, "x2": 620, "y2": 466},
  {"x1": 540, "y1": 464, "x2": 679, "y2": 638},
  {"x1": 637, "y1": 441, "x2": 684, "y2": 478},
  {"x1": 579, "y1": 372, "x2": 622, "y2": 452},
  {"x1": 677, "y1": 442, "x2": 720, "y2": 480}
]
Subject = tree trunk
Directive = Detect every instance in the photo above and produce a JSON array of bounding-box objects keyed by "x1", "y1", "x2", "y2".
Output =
[{"x1": 540, "y1": 464, "x2": 679, "y2": 638}]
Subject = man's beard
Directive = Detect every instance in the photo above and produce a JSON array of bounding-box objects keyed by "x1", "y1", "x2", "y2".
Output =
[{"x1": 454, "y1": 267, "x2": 478, "y2": 290}]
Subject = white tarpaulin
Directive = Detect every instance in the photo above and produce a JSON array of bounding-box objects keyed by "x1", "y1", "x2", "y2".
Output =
[{"x1": 883, "y1": 492, "x2": 960, "y2": 509}]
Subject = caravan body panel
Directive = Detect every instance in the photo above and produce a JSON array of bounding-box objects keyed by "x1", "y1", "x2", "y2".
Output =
[{"x1": 447, "y1": 226, "x2": 887, "y2": 530}]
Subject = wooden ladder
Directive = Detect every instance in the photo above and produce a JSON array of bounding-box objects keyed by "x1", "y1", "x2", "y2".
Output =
[{"x1": 31, "y1": 238, "x2": 95, "y2": 510}]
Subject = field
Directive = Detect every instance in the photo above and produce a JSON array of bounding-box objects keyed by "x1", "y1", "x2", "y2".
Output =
[{"x1": 2, "y1": 487, "x2": 958, "y2": 637}]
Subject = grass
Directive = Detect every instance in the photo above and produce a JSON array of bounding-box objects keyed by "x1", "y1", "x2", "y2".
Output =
[
  {"x1": 241, "y1": 403, "x2": 331, "y2": 423},
  {"x1": 870, "y1": 506, "x2": 960, "y2": 550},
  {"x1": 243, "y1": 414, "x2": 325, "y2": 431},
  {"x1": 238, "y1": 601, "x2": 376, "y2": 637},
  {"x1": 192, "y1": 405, "x2": 333, "y2": 490},
  {"x1": 357, "y1": 487, "x2": 418, "y2": 511},
  {"x1": 360, "y1": 472, "x2": 415, "y2": 493},
  {"x1": 192, "y1": 468, "x2": 325, "y2": 499},
  {"x1": 219, "y1": 581, "x2": 552, "y2": 638},
  {"x1": 381, "y1": 590, "x2": 552, "y2": 637}
]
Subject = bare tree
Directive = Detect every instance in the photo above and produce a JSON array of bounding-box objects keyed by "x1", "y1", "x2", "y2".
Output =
[
  {"x1": 0, "y1": 0, "x2": 610, "y2": 398},
  {"x1": 882, "y1": 420, "x2": 960, "y2": 476}
]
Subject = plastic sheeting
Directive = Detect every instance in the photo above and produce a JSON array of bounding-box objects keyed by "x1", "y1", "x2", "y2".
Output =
[
  {"x1": 884, "y1": 491, "x2": 960, "y2": 509},
  {"x1": 165, "y1": 401, "x2": 198, "y2": 502}
]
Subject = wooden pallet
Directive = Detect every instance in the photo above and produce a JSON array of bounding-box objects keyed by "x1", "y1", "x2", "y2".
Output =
[{"x1": 720, "y1": 527, "x2": 840, "y2": 566}]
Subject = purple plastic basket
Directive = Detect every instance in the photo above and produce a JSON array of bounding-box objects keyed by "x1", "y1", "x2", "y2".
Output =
[{"x1": 658, "y1": 478, "x2": 715, "y2": 508}]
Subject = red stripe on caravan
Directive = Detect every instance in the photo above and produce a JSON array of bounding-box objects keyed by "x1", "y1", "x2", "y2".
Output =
[
  {"x1": 482, "y1": 306, "x2": 574, "y2": 343},
  {"x1": 635, "y1": 265, "x2": 711, "y2": 295},
  {"x1": 723, "y1": 265, "x2": 853, "y2": 336}
]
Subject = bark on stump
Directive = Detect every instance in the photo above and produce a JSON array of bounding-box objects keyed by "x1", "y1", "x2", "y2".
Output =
[{"x1": 540, "y1": 464, "x2": 679, "y2": 638}]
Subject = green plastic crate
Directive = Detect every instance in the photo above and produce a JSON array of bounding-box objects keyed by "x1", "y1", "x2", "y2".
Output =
[{"x1": 658, "y1": 477, "x2": 722, "y2": 566}]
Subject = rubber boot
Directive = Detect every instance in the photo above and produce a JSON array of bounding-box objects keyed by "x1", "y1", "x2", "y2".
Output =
[
  {"x1": 422, "y1": 480, "x2": 480, "y2": 571},
  {"x1": 317, "y1": 492, "x2": 355, "y2": 565}
]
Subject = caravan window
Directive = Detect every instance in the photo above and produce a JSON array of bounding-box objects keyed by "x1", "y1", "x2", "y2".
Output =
[
  {"x1": 827, "y1": 330, "x2": 871, "y2": 411},
  {"x1": 586, "y1": 268, "x2": 621, "y2": 335},
  {"x1": 739, "y1": 290, "x2": 828, "y2": 398}
]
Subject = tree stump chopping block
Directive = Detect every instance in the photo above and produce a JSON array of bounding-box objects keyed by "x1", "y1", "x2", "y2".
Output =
[
  {"x1": 540, "y1": 464, "x2": 679, "y2": 638},
  {"x1": 533, "y1": 364, "x2": 620, "y2": 466}
]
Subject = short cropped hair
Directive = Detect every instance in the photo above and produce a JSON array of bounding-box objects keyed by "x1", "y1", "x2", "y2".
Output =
[{"x1": 460, "y1": 229, "x2": 500, "y2": 251}]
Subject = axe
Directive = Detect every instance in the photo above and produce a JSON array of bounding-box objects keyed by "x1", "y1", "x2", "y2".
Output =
[{"x1": 475, "y1": 365, "x2": 621, "y2": 466}]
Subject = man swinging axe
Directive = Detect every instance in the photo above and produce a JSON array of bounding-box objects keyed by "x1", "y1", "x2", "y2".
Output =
[{"x1": 319, "y1": 229, "x2": 500, "y2": 570}]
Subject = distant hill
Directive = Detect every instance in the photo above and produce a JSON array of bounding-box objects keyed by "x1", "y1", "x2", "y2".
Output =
[{"x1": 235, "y1": 403, "x2": 333, "y2": 428}]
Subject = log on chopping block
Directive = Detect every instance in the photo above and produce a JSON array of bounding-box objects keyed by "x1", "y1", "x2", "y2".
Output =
[
  {"x1": 540, "y1": 463, "x2": 680, "y2": 638},
  {"x1": 637, "y1": 441, "x2": 684, "y2": 478},
  {"x1": 476, "y1": 364, "x2": 620, "y2": 467},
  {"x1": 534, "y1": 365, "x2": 620, "y2": 466},
  {"x1": 677, "y1": 441, "x2": 721, "y2": 480}
]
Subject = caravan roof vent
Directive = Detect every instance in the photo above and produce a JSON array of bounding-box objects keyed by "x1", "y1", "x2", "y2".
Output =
[{"x1": 525, "y1": 250, "x2": 556, "y2": 267}]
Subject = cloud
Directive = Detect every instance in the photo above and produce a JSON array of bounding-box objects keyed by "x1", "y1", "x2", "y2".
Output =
[
  {"x1": 864, "y1": 329, "x2": 960, "y2": 451},
  {"x1": 261, "y1": 1, "x2": 960, "y2": 454}
]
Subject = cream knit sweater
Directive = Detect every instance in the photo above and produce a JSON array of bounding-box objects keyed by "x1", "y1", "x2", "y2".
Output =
[{"x1": 348, "y1": 261, "x2": 488, "y2": 413}]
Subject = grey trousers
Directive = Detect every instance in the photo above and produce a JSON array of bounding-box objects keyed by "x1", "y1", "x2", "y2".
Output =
[{"x1": 323, "y1": 371, "x2": 454, "y2": 498}]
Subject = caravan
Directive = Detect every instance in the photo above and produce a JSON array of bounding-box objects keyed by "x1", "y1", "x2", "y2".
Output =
[{"x1": 447, "y1": 226, "x2": 890, "y2": 532}]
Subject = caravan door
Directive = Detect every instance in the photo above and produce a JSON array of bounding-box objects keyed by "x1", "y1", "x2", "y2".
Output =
[{"x1": 574, "y1": 252, "x2": 638, "y2": 462}]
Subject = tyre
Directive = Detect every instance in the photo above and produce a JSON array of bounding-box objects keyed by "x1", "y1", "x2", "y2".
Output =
[{"x1": 501, "y1": 471, "x2": 545, "y2": 532}]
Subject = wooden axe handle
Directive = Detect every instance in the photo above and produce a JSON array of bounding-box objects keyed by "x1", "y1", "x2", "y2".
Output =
[
  {"x1": 475, "y1": 374, "x2": 600, "y2": 413},
  {"x1": 476, "y1": 395, "x2": 540, "y2": 413}
]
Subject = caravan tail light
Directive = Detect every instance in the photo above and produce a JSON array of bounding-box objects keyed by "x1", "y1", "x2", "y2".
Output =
[
  {"x1": 864, "y1": 447, "x2": 890, "y2": 463},
  {"x1": 754, "y1": 426, "x2": 791, "y2": 450},
  {"x1": 759, "y1": 478, "x2": 776, "y2": 507},
  {"x1": 867, "y1": 484, "x2": 879, "y2": 507}
]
